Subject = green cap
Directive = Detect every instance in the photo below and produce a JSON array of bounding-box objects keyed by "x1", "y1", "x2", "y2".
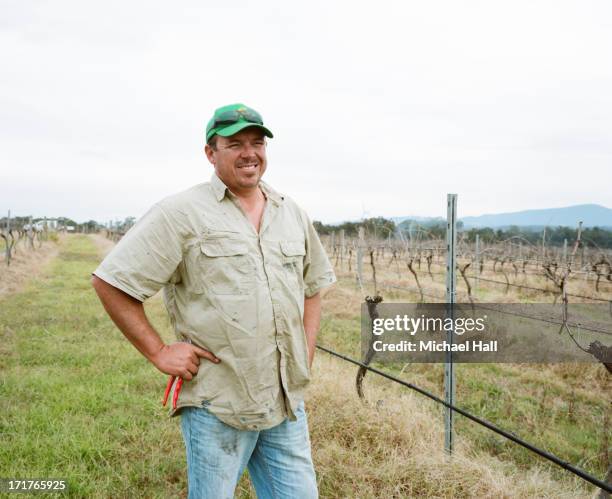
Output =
[{"x1": 206, "y1": 103, "x2": 274, "y2": 142}]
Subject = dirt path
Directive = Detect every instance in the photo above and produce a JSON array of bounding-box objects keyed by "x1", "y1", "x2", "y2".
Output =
[
  {"x1": 0, "y1": 236, "x2": 62, "y2": 298},
  {"x1": 88, "y1": 233, "x2": 116, "y2": 258}
]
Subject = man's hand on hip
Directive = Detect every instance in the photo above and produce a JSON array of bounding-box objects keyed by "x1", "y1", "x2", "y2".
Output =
[
  {"x1": 151, "y1": 342, "x2": 220, "y2": 380},
  {"x1": 91, "y1": 276, "x2": 221, "y2": 380}
]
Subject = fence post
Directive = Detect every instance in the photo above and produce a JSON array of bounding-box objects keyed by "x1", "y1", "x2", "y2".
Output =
[
  {"x1": 357, "y1": 227, "x2": 364, "y2": 291},
  {"x1": 445, "y1": 194, "x2": 458, "y2": 454},
  {"x1": 28, "y1": 216, "x2": 34, "y2": 250}
]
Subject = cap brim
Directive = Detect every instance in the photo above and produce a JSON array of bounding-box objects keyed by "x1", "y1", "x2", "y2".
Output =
[{"x1": 215, "y1": 122, "x2": 273, "y2": 139}]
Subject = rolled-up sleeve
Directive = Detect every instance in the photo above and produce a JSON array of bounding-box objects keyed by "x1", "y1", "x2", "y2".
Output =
[
  {"x1": 93, "y1": 203, "x2": 183, "y2": 301},
  {"x1": 301, "y1": 211, "x2": 336, "y2": 298}
]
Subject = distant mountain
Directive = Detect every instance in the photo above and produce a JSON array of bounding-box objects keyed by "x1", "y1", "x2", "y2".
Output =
[
  {"x1": 459, "y1": 204, "x2": 612, "y2": 229},
  {"x1": 332, "y1": 204, "x2": 612, "y2": 229}
]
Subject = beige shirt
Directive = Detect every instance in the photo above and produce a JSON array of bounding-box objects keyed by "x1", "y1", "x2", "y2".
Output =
[{"x1": 94, "y1": 173, "x2": 336, "y2": 430}]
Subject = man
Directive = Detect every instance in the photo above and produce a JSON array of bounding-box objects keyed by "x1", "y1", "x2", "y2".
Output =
[{"x1": 91, "y1": 103, "x2": 336, "y2": 498}]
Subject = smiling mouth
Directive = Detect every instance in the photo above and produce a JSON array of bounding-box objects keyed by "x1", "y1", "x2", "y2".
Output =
[{"x1": 237, "y1": 163, "x2": 258, "y2": 170}]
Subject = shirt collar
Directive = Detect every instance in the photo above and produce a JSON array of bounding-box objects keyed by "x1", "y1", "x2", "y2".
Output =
[
  {"x1": 210, "y1": 173, "x2": 228, "y2": 202},
  {"x1": 259, "y1": 180, "x2": 284, "y2": 206},
  {"x1": 210, "y1": 173, "x2": 284, "y2": 205}
]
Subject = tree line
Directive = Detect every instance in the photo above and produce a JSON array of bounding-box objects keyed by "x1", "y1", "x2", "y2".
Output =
[
  {"x1": 462, "y1": 225, "x2": 612, "y2": 248},
  {"x1": 0, "y1": 216, "x2": 135, "y2": 233},
  {"x1": 313, "y1": 217, "x2": 612, "y2": 249}
]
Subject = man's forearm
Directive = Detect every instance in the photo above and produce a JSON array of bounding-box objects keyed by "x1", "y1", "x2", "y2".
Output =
[
  {"x1": 91, "y1": 275, "x2": 165, "y2": 362},
  {"x1": 303, "y1": 292, "x2": 321, "y2": 367}
]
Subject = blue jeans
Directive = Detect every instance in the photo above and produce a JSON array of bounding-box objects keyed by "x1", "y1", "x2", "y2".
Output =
[{"x1": 180, "y1": 402, "x2": 318, "y2": 499}]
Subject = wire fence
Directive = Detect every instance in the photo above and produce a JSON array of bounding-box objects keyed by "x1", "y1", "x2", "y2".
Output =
[
  {"x1": 316, "y1": 344, "x2": 612, "y2": 493},
  {"x1": 321, "y1": 225, "x2": 611, "y2": 493}
]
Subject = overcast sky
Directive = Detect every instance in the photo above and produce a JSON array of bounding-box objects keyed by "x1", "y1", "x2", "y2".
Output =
[{"x1": 1, "y1": 1, "x2": 611, "y2": 224}]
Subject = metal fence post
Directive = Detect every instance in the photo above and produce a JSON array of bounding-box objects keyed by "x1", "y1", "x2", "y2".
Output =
[{"x1": 445, "y1": 194, "x2": 458, "y2": 454}]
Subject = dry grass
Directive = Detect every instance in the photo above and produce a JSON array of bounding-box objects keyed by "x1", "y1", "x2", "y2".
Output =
[
  {"x1": 0, "y1": 235, "x2": 61, "y2": 297},
  {"x1": 307, "y1": 354, "x2": 587, "y2": 498}
]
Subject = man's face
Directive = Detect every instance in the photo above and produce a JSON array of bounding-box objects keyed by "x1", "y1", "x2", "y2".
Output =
[{"x1": 205, "y1": 128, "x2": 267, "y2": 194}]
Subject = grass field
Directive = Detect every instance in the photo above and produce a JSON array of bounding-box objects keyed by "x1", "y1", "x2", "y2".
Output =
[
  {"x1": 1, "y1": 235, "x2": 189, "y2": 497},
  {"x1": 0, "y1": 234, "x2": 606, "y2": 497}
]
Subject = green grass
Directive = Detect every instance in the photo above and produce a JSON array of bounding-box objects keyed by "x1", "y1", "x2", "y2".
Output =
[
  {"x1": 1, "y1": 236, "x2": 221, "y2": 497},
  {"x1": 0, "y1": 235, "x2": 260, "y2": 498}
]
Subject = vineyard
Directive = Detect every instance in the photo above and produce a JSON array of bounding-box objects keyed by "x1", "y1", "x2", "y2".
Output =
[
  {"x1": 317, "y1": 219, "x2": 611, "y2": 494},
  {"x1": 1, "y1": 215, "x2": 52, "y2": 267},
  {"x1": 0, "y1": 212, "x2": 112, "y2": 268},
  {"x1": 325, "y1": 226, "x2": 612, "y2": 302}
]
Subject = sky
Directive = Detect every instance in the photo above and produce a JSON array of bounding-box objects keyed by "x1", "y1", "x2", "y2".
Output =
[{"x1": 1, "y1": 1, "x2": 611, "y2": 224}]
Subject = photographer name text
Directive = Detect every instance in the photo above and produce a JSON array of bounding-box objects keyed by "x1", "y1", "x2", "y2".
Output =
[{"x1": 372, "y1": 339, "x2": 497, "y2": 352}]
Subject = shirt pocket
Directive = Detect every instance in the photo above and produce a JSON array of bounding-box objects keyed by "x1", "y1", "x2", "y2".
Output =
[
  {"x1": 192, "y1": 235, "x2": 254, "y2": 295},
  {"x1": 280, "y1": 240, "x2": 306, "y2": 287}
]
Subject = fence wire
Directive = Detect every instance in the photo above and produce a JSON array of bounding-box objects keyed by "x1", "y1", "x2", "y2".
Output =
[{"x1": 316, "y1": 344, "x2": 612, "y2": 493}]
